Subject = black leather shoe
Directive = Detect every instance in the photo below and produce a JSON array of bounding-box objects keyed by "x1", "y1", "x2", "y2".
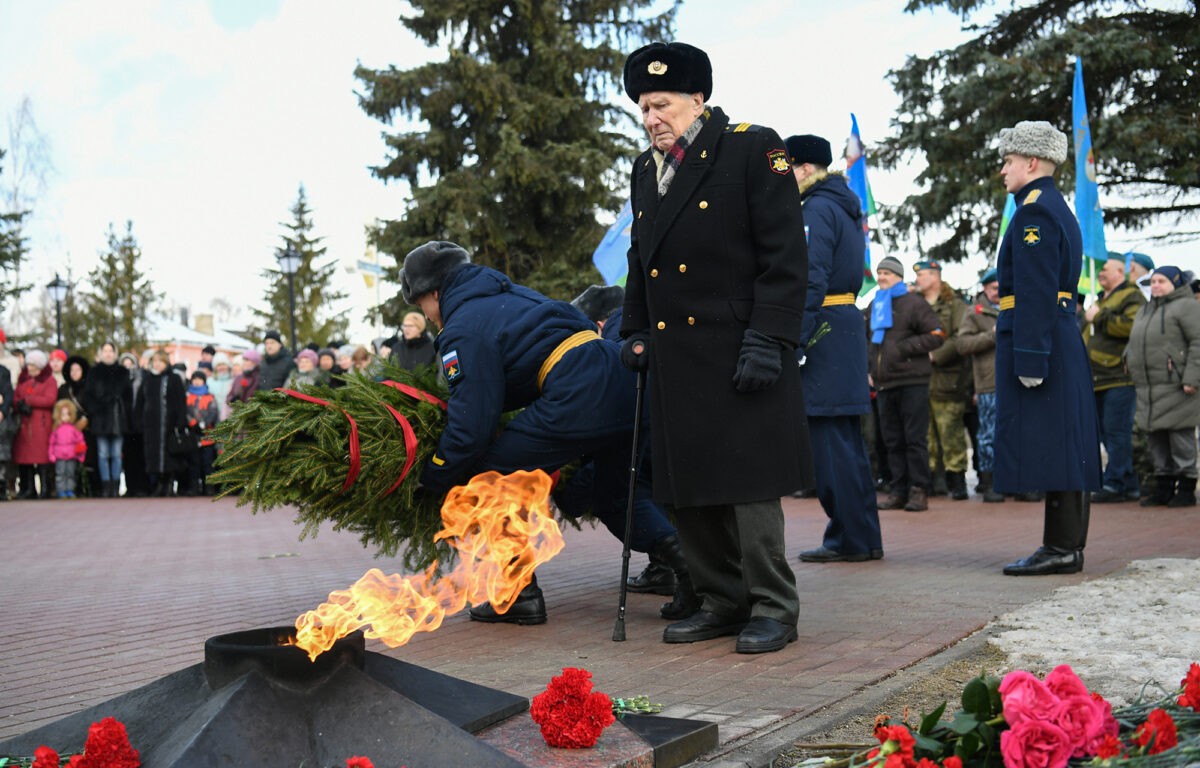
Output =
[
  {"x1": 878, "y1": 493, "x2": 907, "y2": 510},
  {"x1": 1089, "y1": 487, "x2": 1125, "y2": 504},
  {"x1": 1002, "y1": 547, "x2": 1083, "y2": 576},
  {"x1": 735, "y1": 617, "x2": 798, "y2": 654},
  {"x1": 798, "y1": 546, "x2": 871, "y2": 563},
  {"x1": 625, "y1": 562, "x2": 676, "y2": 595},
  {"x1": 869, "y1": 548, "x2": 885, "y2": 560},
  {"x1": 468, "y1": 583, "x2": 547, "y2": 624},
  {"x1": 1013, "y1": 491, "x2": 1045, "y2": 502},
  {"x1": 662, "y1": 610, "x2": 747, "y2": 644}
]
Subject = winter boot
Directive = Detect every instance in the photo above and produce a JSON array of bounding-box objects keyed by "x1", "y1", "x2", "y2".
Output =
[
  {"x1": 38, "y1": 465, "x2": 54, "y2": 500},
  {"x1": 930, "y1": 469, "x2": 948, "y2": 497},
  {"x1": 904, "y1": 485, "x2": 928, "y2": 512},
  {"x1": 625, "y1": 551, "x2": 676, "y2": 595},
  {"x1": 947, "y1": 471, "x2": 969, "y2": 500},
  {"x1": 1140, "y1": 475, "x2": 1176, "y2": 507},
  {"x1": 651, "y1": 533, "x2": 701, "y2": 620},
  {"x1": 1167, "y1": 476, "x2": 1197, "y2": 508},
  {"x1": 15, "y1": 465, "x2": 37, "y2": 499}
]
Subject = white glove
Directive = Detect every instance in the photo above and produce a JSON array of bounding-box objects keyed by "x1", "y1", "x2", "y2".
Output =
[{"x1": 1019, "y1": 376, "x2": 1044, "y2": 388}]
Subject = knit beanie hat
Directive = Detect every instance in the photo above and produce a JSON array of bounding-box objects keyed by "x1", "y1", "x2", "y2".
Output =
[
  {"x1": 1153, "y1": 266, "x2": 1185, "y2": 289},
  {"x1": 296, "y1": 349, "x2": 319, "y2": 366},
  {"x1": 876, "y1": 256, "x2": 904, "y2": 279}
]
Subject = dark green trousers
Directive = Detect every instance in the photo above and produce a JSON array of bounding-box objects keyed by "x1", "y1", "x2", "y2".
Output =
[{"x1": 671, "y1": 499, "x2": 799, "y2": 625}]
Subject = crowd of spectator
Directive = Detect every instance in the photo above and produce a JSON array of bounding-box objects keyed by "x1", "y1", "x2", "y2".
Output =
[
  {"x1": 863, "y1": 253, "x2": 1200, "y2": 510},
  {"x1": 0, "y1": 321, "x2": 437, "y2": 500}
]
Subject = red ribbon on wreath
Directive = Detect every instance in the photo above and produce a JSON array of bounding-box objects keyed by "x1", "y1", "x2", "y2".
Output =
[
  {"x1": 380, "y1": 380, "x2": 448, "y2": 410},
  {"x1": 275, "y1": 388, "x2": 361, "y2": 493},
  {"x1": 378, "y1": 380, "x2": 447, "y2": 496}
]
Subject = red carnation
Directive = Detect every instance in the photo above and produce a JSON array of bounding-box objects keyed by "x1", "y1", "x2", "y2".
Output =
[
  {"x1": 1178, "y1": 662, "x2": 1200, "y2": 712},
  {"x1": 1132, "y1": 708, "x2": 1178, "y2": 755},
  {"x1": 31, "y1": 745, "x2": 60, "y2": 768},
  {"x1": 867, "y1": 724, "x2": 917, "y2": 768},
  {"x1": 1094, "y1": 733, "x2": 1125, "y2": 760},
  {"x1": 530, "y1": 667, "x2": 615, "y2": 749},
  {"x1": 942, "y1": 756, "x2": 963, "y2": 768},
  {"x1": 345, "y1": 758, "x2": 375, "y2": 768}
]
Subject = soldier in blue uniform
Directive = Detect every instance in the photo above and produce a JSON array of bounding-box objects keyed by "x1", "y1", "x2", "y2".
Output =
[
  {"x1": 992, "y1": 121, "x2": 1101, "y2": 576},
  {"x1": 399, "y1": 241, "x2": 694, "y2": 622},
  {"x1": 784, "y1": 133, "x2": 883, "y2": 563}
]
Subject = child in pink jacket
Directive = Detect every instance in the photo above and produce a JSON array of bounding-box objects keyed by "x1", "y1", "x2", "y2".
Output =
[{"x1": 48, "y1": 399, "x2": 87, "y2": 498}]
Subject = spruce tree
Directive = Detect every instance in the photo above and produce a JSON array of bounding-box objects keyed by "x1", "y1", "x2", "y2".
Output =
[
  {"x1": 66, "y1": 221, "x2": 159, "y2": 355},
  {"x1": 253, "y1": 185, "x2": 349, "y2": 348},
  {"x1": 0, "y1": 148, "x2": 30, "y2": 317},
  {"x1": 876, "y1": 0, "x2": 1200, "y2": 264},
  {"x1": 356, "y1": 0, "x2": 675, "y2": 318}
]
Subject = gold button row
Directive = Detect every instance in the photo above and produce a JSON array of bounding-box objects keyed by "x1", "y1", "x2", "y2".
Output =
[
  {"x1": 649, "y1": 265, "x2": 687, "y2": 278},
  {"x1": 654, "y1": 317, "x2": 697, "y2": 330}
]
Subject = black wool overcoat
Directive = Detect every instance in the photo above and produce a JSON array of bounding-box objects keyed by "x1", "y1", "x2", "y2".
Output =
[{"x1": 622, "y1": 106, "x2": 812, "y2": 508}]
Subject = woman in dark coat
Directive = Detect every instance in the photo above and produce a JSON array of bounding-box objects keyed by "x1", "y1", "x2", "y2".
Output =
[
  {"x1": 391, "y1": 312, "x2": 438, "y2": 371},
  {"x1": 13, "y1": 350, "x2": 58, "y2": 498},
  {"x1": 57, "y1": 354, "x2": 96, "y2": 495},
  {"x1": 136, "y1": 350, "x2": 187, "y2": 496},
  {"x1": 0, "y1": 364, "x2": 14, "y2": 498},
  {"x1": 84, "y1": 342, "x2": 132, "y2": 497}
]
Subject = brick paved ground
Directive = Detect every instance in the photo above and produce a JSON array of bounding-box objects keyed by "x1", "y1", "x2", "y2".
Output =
[{"x1": 1, "y1": 493, "x2": 1197, "y2": 760}]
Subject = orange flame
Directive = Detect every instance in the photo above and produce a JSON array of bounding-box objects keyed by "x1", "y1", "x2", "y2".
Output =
[{"x1": 293, "y1": 469, "x2": 564, "y2": 661}]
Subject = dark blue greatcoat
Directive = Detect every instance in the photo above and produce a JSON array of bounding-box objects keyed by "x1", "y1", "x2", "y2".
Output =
[
  {"x1": 420, "y1": 264, "x2": 638, "y2": 504},
  {"x1": 993, "y1": 176, "x2": 1101, "y2": 493},
  {"x1": 797, "y1": 174, "x2": 870, "y2": 417},
  {"x1": 622, "y1": 107, "x2": 812, "y2": 508},
  {"x1": 797, "y1": 173, "x2": 880, "y2": 556}
]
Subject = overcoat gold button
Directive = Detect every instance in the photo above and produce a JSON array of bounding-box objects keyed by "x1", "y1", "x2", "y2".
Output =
[
  {"x1": 678, "y1": 264, "x2": 687, "y2": 273},
  {"x1": 699, "y1": 200, "x2": 708, "y2": 209},
  {"x1": 650, "y1": 268, "x2": 658, "y2": 277},
  {"x1": 656, "y1": 321, "x2": 666, "y2": 330},
  {"x1": 688, "y1": 316, "x2": 695, "y2": 325}
]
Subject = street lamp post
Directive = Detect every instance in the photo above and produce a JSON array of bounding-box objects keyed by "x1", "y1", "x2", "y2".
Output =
[
  {"x1": 276, "y1": 245, "x2": 301, "y2": 352},
  {"x1": 46, "y1": 273, "x2": 69, "y2": 349}
]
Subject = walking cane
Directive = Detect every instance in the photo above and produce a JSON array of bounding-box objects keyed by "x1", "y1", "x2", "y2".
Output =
[{"x1": 613, "y1": 348, "x2": 647, "y2": 642}]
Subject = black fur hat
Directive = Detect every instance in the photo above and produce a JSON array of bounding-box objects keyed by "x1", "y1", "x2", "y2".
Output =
[
  {"x1": 785, "y1": 135, "x2": 832, "y2": 168},
  {"x1": 399, "y1": 241, "x2": 471, "y2": 304},
  {"x1": 623, "y1": 42, "x2": 712, "y2": 103},
  {"x1": 571, "y1": 284, "x2": 625, "y2": 323}
]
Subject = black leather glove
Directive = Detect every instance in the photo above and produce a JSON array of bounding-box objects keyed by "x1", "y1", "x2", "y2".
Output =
[
  {"x1": 620, "y1": 332, "x2": 651, "y2": 372},
  {"x1": 732, "y1": 329, "x2": 784, "y2": 392},
  {"x1": 15, "y1": 400, "x2": 32, "y2": 416}
]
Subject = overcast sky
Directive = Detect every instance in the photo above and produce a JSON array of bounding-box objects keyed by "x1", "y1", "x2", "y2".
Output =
[{"x1": 1, "y1": 0, "x2": 1193, "y2": 344}]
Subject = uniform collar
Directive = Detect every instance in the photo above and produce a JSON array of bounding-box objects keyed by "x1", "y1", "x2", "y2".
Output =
[{"x1": 1015, "y1": 175, "x2": 1055, "y2": 204}]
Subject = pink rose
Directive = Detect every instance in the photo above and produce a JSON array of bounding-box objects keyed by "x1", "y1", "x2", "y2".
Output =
[
  {"x1": 1000, "y1": 719, "x2": 1073, "y2": 768},
  {"x1": 1000, "y1": 671, "x2": 1061, "y2": 726},
  {"x1": 1044, "y1": 665, "x2": 1089, "y2": 700},
  {"x1": 1054, "y1": 695, "x2": 1106, "y2": 757}
]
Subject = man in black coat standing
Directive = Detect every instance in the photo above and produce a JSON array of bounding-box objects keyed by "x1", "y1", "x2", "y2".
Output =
[{"x1": 620, "y1": 41, "x2": 810, "y2": 654}]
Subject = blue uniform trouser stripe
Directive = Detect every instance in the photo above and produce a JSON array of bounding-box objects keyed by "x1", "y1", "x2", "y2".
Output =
[{"x1": 808, "y1": 415, "x2": 882, "y2": 555}]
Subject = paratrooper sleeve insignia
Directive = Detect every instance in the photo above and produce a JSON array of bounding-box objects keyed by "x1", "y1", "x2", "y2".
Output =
[{"x1": 1022, "y1": 226, "x2": 1041, "y2": 246}]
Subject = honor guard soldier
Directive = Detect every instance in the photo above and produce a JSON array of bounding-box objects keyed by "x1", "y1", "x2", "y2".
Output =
[
  {"x1": 993, "y1": 121, "x2": 1101, "y2": 575},
  {"x1": 620, "y1": 42, "x2": 810, "y2": 653},
  {"x1": 399, "y1": 241, "x2": 694, "y2": 623},
  {"x1": 784, "y1": 133, "x2": 883, "y2": 563}
]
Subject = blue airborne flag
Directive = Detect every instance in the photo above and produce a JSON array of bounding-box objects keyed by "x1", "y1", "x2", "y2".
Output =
[
  {"x1": 845, "y1": 114, "x2": 877, "y2": 294},
  {"x1": 591, "y1": 200, "x2": 633, "y2": 286},
  {"x1": 1073, "y1": 57, "x2": 1107, "y2": 264}
]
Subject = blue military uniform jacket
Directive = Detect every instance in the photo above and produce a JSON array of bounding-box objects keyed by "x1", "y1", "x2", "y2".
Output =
[
  {"x1": 993, "y1": 176, "x2": 1101, "y2": 493},
  {"x1": 421, "y1": 264, "x2": 632, "y2": 494},
  {"x1": 797, "y1": 174, "x2": 870, "y2": 417}
]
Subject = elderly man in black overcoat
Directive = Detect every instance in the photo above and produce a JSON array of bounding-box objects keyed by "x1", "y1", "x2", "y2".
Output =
[{"x1": 620, "y1": 41, "x2": 811, "y2": 653}]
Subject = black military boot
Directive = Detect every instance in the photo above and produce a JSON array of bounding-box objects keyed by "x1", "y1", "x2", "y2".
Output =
[
  {"x1": 947, "y1": 471, "x2": 969, "y2": 500},
  {"x1": 468, "y1": 574, "x2": 547, "y2": 625},
  {"x1": 625, "y1": 552, "x2": 676, "y2": 595},
  {"x1": 650, "y1": 534, "x2": 701, "y2": 620},
  {"x1": 1168, "y1": 476, "x2": 1197, "y2": 508},
  {"x1": 978, "y1": 471, "x2": 1005, "y2": 503},
  {"x1": 1140, "y1": 475, "x2": 1176, "y2": 507},
  {"x1": 1003, "y1": 491, "x2": 1086, "y2": 575}
]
